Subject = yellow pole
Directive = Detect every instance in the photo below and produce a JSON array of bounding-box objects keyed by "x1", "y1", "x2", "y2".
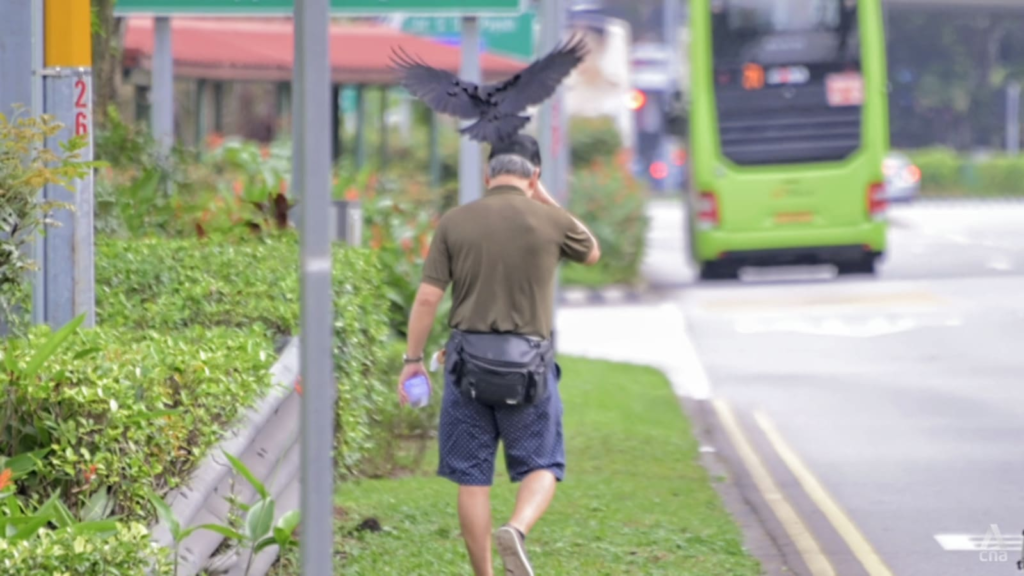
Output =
[{"x1": 44, "y1": 0, "x2": 93, "y2": 68}]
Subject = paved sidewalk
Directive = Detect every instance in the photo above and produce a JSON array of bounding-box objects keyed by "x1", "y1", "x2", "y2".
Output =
[{"x1": 555, "y1": 301, "x2": 711, "y2": 400}]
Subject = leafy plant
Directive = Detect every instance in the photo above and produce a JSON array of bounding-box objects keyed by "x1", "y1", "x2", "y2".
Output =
[
  {"x1": 197, "y1": 452, "x2": 301, "y2": 576},
  {"x1": 0, "y1": 109, "x2": 96, "y2": 331},
  {"x1": 147, "y1": 451, "x2": 300, "y2": 576},
  {"x1": 570, "y1": 116, "x2": 624, "y2": 167},
  {"x1": 1, "y1": 317, "x2": 277, "y2": 522},
  {"x1": 93, "y1": 235, "x2": 392, "y2": 476},
  {"x1": 564, "y1": 160, "x2": 650, "y2": 287}
]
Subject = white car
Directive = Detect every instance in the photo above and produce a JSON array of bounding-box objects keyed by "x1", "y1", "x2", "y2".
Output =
[{"x1": 882, "y1": 152, "x2": 921, "y2": 203}]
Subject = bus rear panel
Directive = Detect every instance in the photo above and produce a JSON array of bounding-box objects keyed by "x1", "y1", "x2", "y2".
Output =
[{"x1": 687, "y1": 0, "x2": 890, "y2": 278}]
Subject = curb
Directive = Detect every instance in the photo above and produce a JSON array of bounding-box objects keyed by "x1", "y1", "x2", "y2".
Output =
[
  {"x1": 558, "y1": 284, "x2": 655, "y2": 307},
  {"x1": 149, "y1": 338, "x2": 302, "y2": 576}
]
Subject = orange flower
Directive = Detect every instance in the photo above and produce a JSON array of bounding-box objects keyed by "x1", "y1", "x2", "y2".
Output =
[
  {"x1": 295, "y1": 376, "x2": 303, "y2": 396},
  {"x1": 345, "y1": 187, "x2": 359, "y2": 201},
  {"x1": 233, "y1": 179, "x2": 244, "y2": 197},
  {"x1": 0, "y1": 468, "x2": 11, "y2": 491},
  {"x1": 205, "y1": 132, "x2": 225, "y2": 150},
  {"x1": 279, "y1": 179, "x2": 289, "y2": 195},
  {"x1": 400, "y1": 237, "x2": 413, "y2": 252},
  {"x1": 369, "y1": 224, "x2": 384, "y2": 250},
  {"x1": 83, "y1": 464, "x2": 97, "y2": 484},
  {"x1": 260, "y1": 145, "x2": 271, "y2": 159},
  {"x1": 418, "y1": 233, "x2": 430, "y2": 259}
]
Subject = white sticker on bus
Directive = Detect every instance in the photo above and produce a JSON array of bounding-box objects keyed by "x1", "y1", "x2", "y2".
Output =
[{"x1": 826, "y1": 72, "x2": 864, "y2": 107}]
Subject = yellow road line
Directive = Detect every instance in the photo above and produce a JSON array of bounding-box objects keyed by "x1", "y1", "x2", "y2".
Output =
[
  {"x1": 754, "y1": 411, "x2": 895, "y2": 576},
  {"x1": 712, "y1": 400, "x2": 836, "y2": 576}
]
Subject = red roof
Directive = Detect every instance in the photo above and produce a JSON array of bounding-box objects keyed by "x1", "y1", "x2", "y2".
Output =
[{"x1": 122, "y1": 17, "x2": 526, "y2": 85}]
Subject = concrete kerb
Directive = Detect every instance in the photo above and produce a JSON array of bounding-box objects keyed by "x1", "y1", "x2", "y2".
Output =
[{"x1": 148, "y1": 337, "x2": 302, "y2": 576}]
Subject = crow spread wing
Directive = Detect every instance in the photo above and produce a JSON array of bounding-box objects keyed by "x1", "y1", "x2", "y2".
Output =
[
  {"x1": 488, "y1": 34, "x2": 588, "y2": 115},
  {"x1": 460, "y1": 114, "x2": 531, "y2": 144},
  {"x1": 389, "y1": 47, "x2": 485, "y2": 120}
]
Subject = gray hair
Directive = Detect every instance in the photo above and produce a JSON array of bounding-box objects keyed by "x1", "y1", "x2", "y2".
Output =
[{"x1": 487, "y1": 154, "x2": 536, "y2": 180}]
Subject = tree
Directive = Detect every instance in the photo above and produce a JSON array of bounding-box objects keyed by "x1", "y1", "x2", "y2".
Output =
[{"x1": 91, "y1": 0, "x2": 123, "y2": 129}]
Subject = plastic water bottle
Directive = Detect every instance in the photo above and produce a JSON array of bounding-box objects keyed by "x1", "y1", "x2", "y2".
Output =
[{"x1": 403, "y1": 374, "x2": 431, "y2": 408}]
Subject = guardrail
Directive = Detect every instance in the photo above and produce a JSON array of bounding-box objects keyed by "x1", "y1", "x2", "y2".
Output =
[{"x1": 148, "y1": 338, "x2": 302, "y2": 576}]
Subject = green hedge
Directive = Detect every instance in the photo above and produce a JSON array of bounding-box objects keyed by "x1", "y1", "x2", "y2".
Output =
[
  {"x1": 906, "y1": 147, "x2": 1024, "y2": 197},
  {"x1": 1, "y1": 235, "x2": 393, "y2": 573},
  {"x1": 94, "y1": 235, "x2": 392, "y2": 474},
  {"x1": 563, "y1": 162, "x2": 650, "y2": 287},
  {"x1": 2, "y1": 324, "x2": 274, "y2": 522},
  {"x1": 0, "y1": 521, "x2": 169, "y2": 574}
]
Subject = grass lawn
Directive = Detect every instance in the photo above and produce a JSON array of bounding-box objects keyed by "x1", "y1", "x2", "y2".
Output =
[
  {"x1": 559, "y1": 262, "x2": 639, "y2": 288},
  {"x1": 272, "y1": 357, "x2": 760, "y2": 575}
]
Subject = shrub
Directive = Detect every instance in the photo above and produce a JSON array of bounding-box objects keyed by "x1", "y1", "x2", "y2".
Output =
[
  {"x1": 0, "y1": 321, "x2": 275, "y2": 522},
  {"x1": 905, "y1": 146, "x2": 1024, "y2": 197},
  {"x1": 0, "y1": 109, "x2": 94, "y2": 330},
  {"x1": 93, "y1": 236, "x2": 392, "y2": 474},
  {"x1": 359, "y1": 188, "x2": 452, "y2": 351},
  {"x1": 564, "y1": 160, "x2": 650, "y2": 286},
  {"x1": 0, "y1": 521, "x2": 171, "y2": 574},
  {"x1": 570, "y1": 116, "x2": 623, "y2": 167}
]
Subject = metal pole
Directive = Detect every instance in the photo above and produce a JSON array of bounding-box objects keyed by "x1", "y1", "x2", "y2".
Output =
[
  {"x1": 459, "y1": 16, "x2": 482, "y2": 205},
  {"x1": 31, "y1": 0, "x2": 46, "y2": 326},
  {"x1": 0, "y1": 0, "x2": 42, "y2": 327},
  {"x1": 663, "y1": 0, "x2": 679, "y2": 79},
  {"x1": 152, "y1": 16, "x2": 174, "y2": 158},
  {"x1": 379, "y1": 86, "x2": 388, "y2": 172},
  {"x1": 355, "y1": 85, "x2": 366, "y2": 169},
  {"x1": 1007, "y1": 82, "x2": 1021, "y2": 155},
  {"x1": 293, "y1": 0, "x2": 334, "y2": 572},
  {"x1": 213, "y1": 81, "x2": 224, "y2": 132},
  {"x1": 332, "y1": 84, "x2": 341, "y2": 161},
  {"x1": 429, "y1": 110, "x2": 441, "y2": 188},
  {"x1": 195, "y1": 78, "x2": 207, "y2": 147},
  {"x1": 539, "y1": 0, "x2": 563, "y2": 325},
  {"x1": 41, "y1": 0, "x2": 94, "y2": 330},
  {"x1": 538, "y1": 0, "x2": 558, "y2": 197}
]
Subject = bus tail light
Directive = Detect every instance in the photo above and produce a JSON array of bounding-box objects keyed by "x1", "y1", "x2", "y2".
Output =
[
  {"x1": 867, "y1": 182, "x2": 886, "y2": 219},
  {"x1": 697, "y1": 191, "x2": 719, "y2": 229}
]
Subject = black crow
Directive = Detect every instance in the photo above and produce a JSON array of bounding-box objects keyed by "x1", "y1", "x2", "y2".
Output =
[{"x1": 389, "y1": 34, "x2": 589, "y2": 144}]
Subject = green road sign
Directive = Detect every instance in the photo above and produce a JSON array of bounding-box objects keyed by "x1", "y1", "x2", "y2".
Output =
[
  {"x1": 114, "y1": 0, "x2": 525, "y2": 16},
  {"x1": 400, "y1": 12, "x2": 534, "y2": 61}
]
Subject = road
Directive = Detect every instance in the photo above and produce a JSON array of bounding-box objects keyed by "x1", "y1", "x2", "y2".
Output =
[{"x1": 559, "y1": 198, "x2": 1024, "y2": 576}]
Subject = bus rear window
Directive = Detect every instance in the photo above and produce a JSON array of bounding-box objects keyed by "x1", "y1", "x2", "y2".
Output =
[{"x1": 711, "y1": 0, "x2": 859, "y2": 65}]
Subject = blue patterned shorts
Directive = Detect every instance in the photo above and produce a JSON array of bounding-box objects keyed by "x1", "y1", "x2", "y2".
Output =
[{"x1": 437, "y1": 362, "x2": 565, "y2": 486}]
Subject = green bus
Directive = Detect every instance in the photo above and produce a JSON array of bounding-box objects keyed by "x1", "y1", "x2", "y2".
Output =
[{"x1": 685, "y1": 0, "x2": 890, "y2": 280}]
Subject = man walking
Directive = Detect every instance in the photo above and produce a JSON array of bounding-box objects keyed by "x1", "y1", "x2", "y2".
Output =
[{"x1": 398, "y1": 134, "x2": 601, "y2": 575}]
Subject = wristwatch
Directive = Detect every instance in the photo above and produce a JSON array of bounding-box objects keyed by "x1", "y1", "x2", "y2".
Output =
[{"x1": 403, "y1": 354, "x2": 424, "y2": 364}]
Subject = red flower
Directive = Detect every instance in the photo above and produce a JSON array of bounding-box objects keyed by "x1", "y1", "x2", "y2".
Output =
[
  {"x1": 295, "y1": 376, "x2": 303, "y2": 396},
  {"x1": 0, "y1": 468, "x2": 11, "y2": 491},
  {"x1": 83, "y1": 464, "x2": 97, "y2": 484}
]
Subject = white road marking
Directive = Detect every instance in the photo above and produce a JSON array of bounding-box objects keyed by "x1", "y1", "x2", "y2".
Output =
[
  {"x1": 732, "y1": 313, "x2": 963, "y2": 338},
  {"x1": 935, "y1": 531, "x2": 1024, "y2": 552},
  {"x1": 987, "y1": 256, "x2": 1014, "y2": 271}
]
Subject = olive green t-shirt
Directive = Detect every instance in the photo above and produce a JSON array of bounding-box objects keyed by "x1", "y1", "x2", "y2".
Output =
[{"x1": 421, "y1": 185, "x2": 595, "y2": 339}]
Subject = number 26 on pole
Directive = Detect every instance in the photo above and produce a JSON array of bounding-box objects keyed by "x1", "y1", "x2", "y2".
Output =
[{"x1": 74, "y1": 78, "x2": 89, "y2": 137}]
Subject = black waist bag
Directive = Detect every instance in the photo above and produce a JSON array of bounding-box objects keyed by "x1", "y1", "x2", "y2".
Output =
[{"x1": 446, "y1": 330, "x2": 553, "y2": 407}]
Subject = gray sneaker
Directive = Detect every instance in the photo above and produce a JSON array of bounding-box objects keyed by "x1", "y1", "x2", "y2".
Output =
[{"x1": 495, "y1": 525, "x2": 534, "y2": 576}]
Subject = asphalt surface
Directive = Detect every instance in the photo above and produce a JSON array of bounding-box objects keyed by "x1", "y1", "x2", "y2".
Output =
[{"x1": 642, "y1": 197, "x2": 1024, "y2": 576}]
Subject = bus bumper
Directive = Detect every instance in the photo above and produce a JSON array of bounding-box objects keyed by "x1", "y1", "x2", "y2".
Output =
[{"x1": 693, "y1": 222, "x2": 886, "y2": 266}]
